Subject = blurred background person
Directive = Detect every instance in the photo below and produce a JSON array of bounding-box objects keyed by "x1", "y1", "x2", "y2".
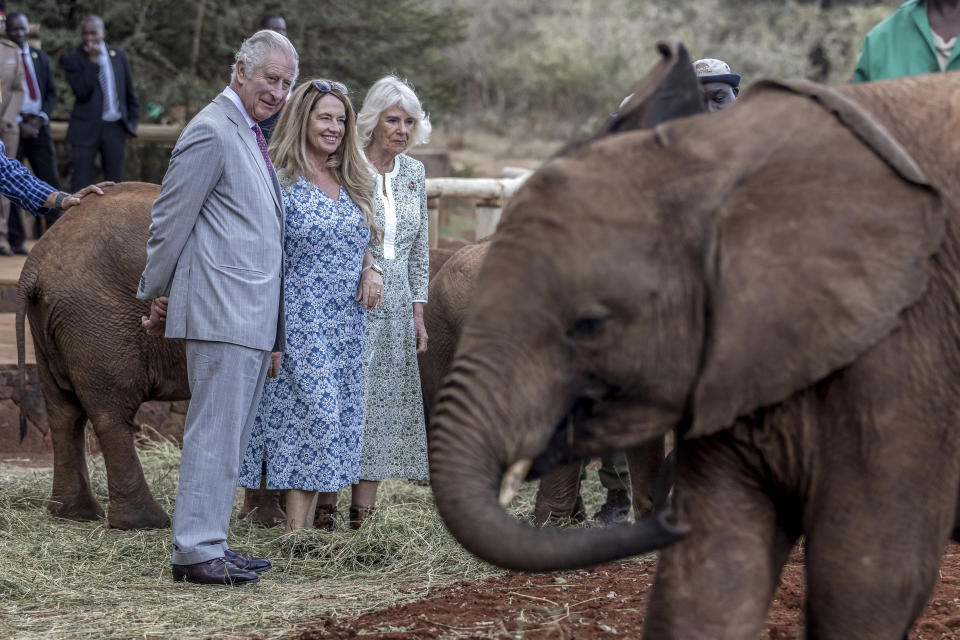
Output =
[
  {"x1": 854, "y1": 0, "x2": 960, "y2": 82},
  {"x1": 537, "y1": 58, "x2": 743, "y2": 526},
  {"x1": 693, "y1": 57, "x2": 741, "y2": 112},
  {"x1": 239, "y1": 79, "x2": 383, "y2": 533},
  {"x1": 351, "y1": 75, "x2": 431, "y2": 529},
  {"x1": 0, "y1": 12, "x2": 22, "y2": 255},
  {"x1": 8, "y1": 11, "x2": 59, "y2": 251},
  {"x1": 613, "y1": 56, "x2": 740, "y2": 119},
  {"x1": 257, "y1": 13, "x2": 292, "y2": 142},
  {"x1": 61, "y1": 15, "x2": 139, "y2": 192}
]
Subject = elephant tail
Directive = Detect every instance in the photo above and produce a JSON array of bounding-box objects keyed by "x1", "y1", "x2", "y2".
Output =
[{"x1": 16, "y1": 266, "x2": 38, "y2": 443}]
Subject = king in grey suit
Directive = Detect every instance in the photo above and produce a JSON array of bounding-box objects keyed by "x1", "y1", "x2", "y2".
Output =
[{"x1": 137, "y1": 30, "x2": 298, "y2": 586}]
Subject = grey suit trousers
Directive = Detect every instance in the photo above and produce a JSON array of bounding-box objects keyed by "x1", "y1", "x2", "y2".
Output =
[{"x1": 172, "y1": 340, "x2": 270, "y2": 565}]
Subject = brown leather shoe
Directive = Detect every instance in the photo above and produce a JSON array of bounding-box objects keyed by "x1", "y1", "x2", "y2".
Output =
[
  {"x1": 171, "y1": 557, "x2": 259, "y2": 585},
  {"x1": 314, "y1": 503, "x2": 337, "y2": 531},
  {"x1": 349, "y1": 505, "x2": 375, "y2": 530},
  {"x1": 224, "y1": 548, "x2": 271, "y2": 573}
]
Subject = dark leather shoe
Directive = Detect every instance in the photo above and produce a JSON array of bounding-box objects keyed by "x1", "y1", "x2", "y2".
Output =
[
  {"x1": 171, "y1": 557, "x2": 259, "y2": 585},
  {"x1": 593, "y1": 489, "x2": 631, "y2": 526},
  {"x1": 0, "y1": 245, "x2": 13, "y2": 256},
  {"x1": 314, "y1": 503, "x2": 337, "y2": 531},
  {"x1": 10, "y1": 245, "x2": 28, "y2": 255},
  {"x1": 349, "y1": 505, "x2": 375, "y2": 530},
  {"x1": 224, "y1": 548, "x2": 271, "y2": 573}
]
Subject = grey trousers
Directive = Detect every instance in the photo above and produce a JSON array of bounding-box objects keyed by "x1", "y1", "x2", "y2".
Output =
[{"x1": 171, "y1": 340, "x2": 271, "y2": 565}]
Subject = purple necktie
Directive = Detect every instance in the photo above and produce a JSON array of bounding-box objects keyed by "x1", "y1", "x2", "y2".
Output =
[
  {"x1": 252, "y1": 123, "x2": 281, "y2": 205},
  {"x1": 252, "y1": 123, "x2": 273, "y2": 176}
]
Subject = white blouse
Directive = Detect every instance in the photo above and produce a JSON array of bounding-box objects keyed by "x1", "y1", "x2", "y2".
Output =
[{"x1": 375, "y1": 159, "x2": 402, "y2": 260}]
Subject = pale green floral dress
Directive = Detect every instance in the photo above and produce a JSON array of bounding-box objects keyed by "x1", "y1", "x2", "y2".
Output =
[{"x1": 360, "y1": 153, "x2": 430, "y2": 480}]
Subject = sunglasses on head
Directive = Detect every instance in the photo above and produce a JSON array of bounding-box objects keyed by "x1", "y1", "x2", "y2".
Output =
[{"x1": 312, "y1": 80, "x2": 348, "y2": 95}]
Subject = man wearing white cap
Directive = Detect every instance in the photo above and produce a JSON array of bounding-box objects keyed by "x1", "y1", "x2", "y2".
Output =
[
  {"x1": 614, "y1": 57, "x2": 742, "y2": 116},
  {"x1": 693, "y1": 58, "x2": 741, "y2": 112}
]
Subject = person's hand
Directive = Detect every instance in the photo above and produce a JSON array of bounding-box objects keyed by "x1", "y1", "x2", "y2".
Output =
[
  {"x1": 19, "y1": 120, "x2": 40, "y2": 139},
  {"x1": 141, "y1": 297, "x2": 168, "y2": 336},
  {"x1": 267, "y1": 352, "x2": 282, "y2": 378},
  {"x1": 357, "y1": 268, "x2": 385, "y2": 310},
  {"x1": 61, "y1": 181, "x2": 115, "y2": 211},
  {"x1": 413, "y1": 313, "x2": 428, "y2": 353}
]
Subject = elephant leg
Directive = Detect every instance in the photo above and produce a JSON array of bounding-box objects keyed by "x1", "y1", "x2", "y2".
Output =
[
  {"x1": 46, "y1": 397, "x2": 103, "y2": 521},
  {"x1": 803, "y1": 483, "x2": 953, "y2": 638},
  {"x1": 533, "y1": 460, "x2": 583, "y2": 524},
  {"x1": 625, "y1": 436, "x2": 665, "y2": 519},
  {"x1": 240, "y1": 474, "x2": 286, "y2": 527},
  {"x1": 87, "y1": 410, "x2": 169, "y2": 529},
  {"x1": 644, "y1": 440, "x2": 795, "y2": 640},
  {"x1": 952, "y1": 481, "x2": 960, "y2": 543}
]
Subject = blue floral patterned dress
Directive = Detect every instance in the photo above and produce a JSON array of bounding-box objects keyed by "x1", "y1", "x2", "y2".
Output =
[{"x1": 239, "y1": 175, "x2": 370, "y2": 492}]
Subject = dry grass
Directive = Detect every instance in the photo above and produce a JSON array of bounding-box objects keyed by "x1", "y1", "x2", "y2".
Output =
[{"x1": 0, "y1": 443, "x2": 610, "y2": 639}]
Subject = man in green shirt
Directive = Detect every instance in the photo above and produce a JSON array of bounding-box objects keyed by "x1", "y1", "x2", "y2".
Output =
[{"x1": 854, "y1": 0, "x2": 960, "y2": 82}]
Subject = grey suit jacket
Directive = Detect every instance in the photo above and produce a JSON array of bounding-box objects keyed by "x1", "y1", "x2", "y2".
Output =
[{"x1": 137, "y1": 93, "x2": 285, "y2": 352}]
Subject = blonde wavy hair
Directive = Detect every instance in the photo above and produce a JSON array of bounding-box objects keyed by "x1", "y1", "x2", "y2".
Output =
[{"x1": 269, "y1": 79, "x2": 380, "y2": 244}]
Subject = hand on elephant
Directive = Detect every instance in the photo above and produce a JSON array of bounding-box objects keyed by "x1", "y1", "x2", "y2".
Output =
[
  {"x1": 357, "y1": 268, "x2": 385, "y2": 310},
  {"x1": 61, "y1": 182, "x2": 115, "y2": 212},
  {"x1": 413, "y1": 302, "x2": 428, "y2": 353},
  {"x1": 267, "y1": 351, "x2": 282, "y2": 378},
  {"x1": 141, "y1": 296, "x2": 168, "y2": 336}
]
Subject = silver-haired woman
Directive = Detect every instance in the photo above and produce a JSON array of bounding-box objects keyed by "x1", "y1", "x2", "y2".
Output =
[{"x1": 350, "y1": 75, "x2": 432, "y2": 528}]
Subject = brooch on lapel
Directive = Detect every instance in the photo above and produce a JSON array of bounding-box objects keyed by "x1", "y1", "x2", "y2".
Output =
[
  {"x1": 409, "y1": 180, "x2": 416, "y2": 191},
  {"x1": 31, "y1": 51, "x2": 38, "y2": 60},
  {"x1": 110, "y1": 50, "x2": 116, "y2": 57}
]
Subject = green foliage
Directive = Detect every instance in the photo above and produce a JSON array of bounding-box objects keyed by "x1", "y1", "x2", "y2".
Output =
[
  {"x1": 442, "y1": 0, "x2": 895, "y2": 136},
  {"x1": 13, "y1": 1, "x2": 903, "y2": 159},
  {"x1": 15, "y1": 0, "x2": 466, "y2": 124}
]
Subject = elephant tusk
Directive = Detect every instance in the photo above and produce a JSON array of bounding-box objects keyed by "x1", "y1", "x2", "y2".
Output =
[{"x1": 499, "y1": 458, "x2": 532, "y2": 507}]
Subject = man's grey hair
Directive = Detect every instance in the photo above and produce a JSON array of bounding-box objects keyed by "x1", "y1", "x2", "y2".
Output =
[
  {"x1": 81, "y1": 15, "x2": 105, "y2": 30},
  {"x1": 357, "y1": 75, "x2": 431, "y2": 152},
  {"x1": 230, "y1": 29, "x2": 299, "y2": 85}
]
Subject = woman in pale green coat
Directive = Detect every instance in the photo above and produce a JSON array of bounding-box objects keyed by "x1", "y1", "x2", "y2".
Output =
[{"x1": 350, "y1": 75, "x2": 431, "y2": 528}]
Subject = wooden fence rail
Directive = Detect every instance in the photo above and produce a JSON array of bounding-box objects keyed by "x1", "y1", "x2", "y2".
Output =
[{"x1": 425, "y1": 175, "x2": 530, "y2": 246}]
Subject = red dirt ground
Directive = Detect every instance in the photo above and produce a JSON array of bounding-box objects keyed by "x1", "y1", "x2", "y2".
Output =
[{"x1": 295, "y1": 543, "x2": 960, "y2": 639}]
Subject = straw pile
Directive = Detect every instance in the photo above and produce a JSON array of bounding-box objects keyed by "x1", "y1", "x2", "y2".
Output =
[{"x1": 0, "y1": 442, "x2": 607, "y2": 639}]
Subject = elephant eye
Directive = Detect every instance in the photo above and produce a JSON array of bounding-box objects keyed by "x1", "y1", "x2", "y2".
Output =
[{"x1": 568, "y1": 310, "x2": 609, "y2": 340}]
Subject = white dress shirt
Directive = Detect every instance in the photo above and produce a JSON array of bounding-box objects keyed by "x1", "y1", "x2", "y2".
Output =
[
  {"x1": 95, "y1": 43, "x2": 121, "y2": 122},
  {"x1": 17, "y1": 43, "x2": 45, "y2": 121}
]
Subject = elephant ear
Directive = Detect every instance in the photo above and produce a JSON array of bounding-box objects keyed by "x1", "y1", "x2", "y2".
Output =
[
  {"x1": 687, "y1": 82, "x2": 944, "y2": 438},
  {"x1": 607, "y1": 39, "x2": 705, "y2": 133}
]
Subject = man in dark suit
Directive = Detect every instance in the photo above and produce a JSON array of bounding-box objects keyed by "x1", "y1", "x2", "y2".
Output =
[
  {"x1": 7, "y1": 12, "x2": 59, "y2": 251},
  {"x1": 256, "y1": 13, "x2": 289, "y2": 142},
  {"x1": 61, "y1": 15, "x2": 138, "y2": 192}
]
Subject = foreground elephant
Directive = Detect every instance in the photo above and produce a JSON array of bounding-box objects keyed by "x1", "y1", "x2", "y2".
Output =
[{"x1": 428, "y1": 40, "x2": 960, "y2": 639}]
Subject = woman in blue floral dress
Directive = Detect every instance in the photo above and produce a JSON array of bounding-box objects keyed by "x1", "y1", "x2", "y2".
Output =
[{"x1": 239, "y1": 79, "x2": 384, "y2": 533}]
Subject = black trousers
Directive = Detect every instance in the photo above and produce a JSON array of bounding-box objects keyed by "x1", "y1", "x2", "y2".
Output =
[
  {"x1": 70, "y1": 120, "x2": 127, "y2": 192},
  {"x1": 11, "y1": 122, "x2": 61, "y2": 246}
]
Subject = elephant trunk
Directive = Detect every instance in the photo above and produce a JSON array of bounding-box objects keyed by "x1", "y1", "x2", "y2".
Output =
[{"x1": 430, "y1": 357, "x2": 688, "y2": 571}]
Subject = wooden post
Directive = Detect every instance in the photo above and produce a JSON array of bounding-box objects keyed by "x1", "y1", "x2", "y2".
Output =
[
  {"x1": 475, "y1": 197, "x2": 503, "y2": 241},
  {"x1": 427, "y1": 197, "x2": 440, "y2": 249}
]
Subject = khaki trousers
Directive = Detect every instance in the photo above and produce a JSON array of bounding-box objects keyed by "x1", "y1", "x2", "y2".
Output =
[{"x1": 0, "y1": 124, "x2": 20, "y2": 236}]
